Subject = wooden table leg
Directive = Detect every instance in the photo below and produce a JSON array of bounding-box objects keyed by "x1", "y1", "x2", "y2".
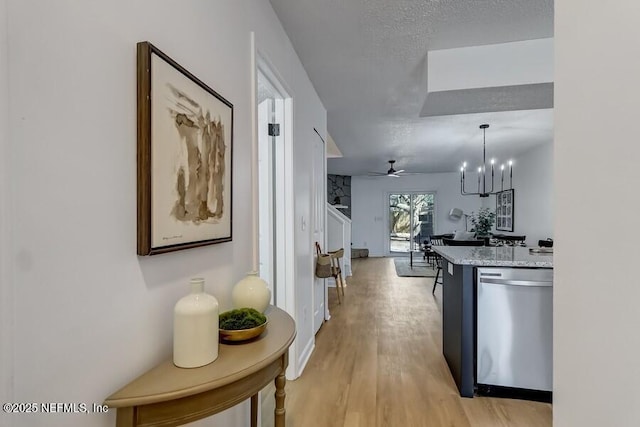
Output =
[
  {"x1": 274, "y1": 370, "x2": 286, "y2": 427},
  {"x1": 251, "y1": 393, "x2": 258, "y2": 427}
]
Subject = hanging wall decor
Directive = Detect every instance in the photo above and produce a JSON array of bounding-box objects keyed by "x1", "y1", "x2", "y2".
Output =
[
  {"x1": 137, "y1": 41, "x2": 233, "y2": 255},
  {"x1": 496, "y1": 189, "x2": 514, "y2": 232}
]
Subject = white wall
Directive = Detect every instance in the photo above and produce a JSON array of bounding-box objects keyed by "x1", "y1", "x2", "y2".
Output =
[
  {"x1": 1, "y1": 1, "x2": 324, "y2": 426},
  {"x1": 428, "y1": 38, "x2": 554, "y2": 92},
  {"x1": 555, "y1": 1, "x2": 640, "y2": 426},
  {"x1": 482, "y1": 142, "x2": 554, "y2": 246},
  {"x1": 0, "y1": 0, "x2": 13, "y2": 408},
  {"x1": 513, "y1": 142, "x2": 553, "y2": 245},
  {"x1": 351, "y1": 173, "x2": 481, "y2": 256}
]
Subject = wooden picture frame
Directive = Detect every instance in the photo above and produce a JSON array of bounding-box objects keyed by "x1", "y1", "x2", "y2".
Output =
[
  {"x1": 137, "y1": 41, "x2": 233, "y2": 255},
  {"x1": 496, "y1": 189, "x2": 514, "y2": 232}
]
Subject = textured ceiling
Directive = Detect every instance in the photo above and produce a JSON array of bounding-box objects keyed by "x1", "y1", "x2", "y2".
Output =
[{"x1": 269, "y1": 0, "x2": 554, "y2": 176}]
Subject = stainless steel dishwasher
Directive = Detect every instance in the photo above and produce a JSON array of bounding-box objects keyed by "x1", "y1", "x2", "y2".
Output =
[{"x1": 476, "y1": 267, "x2": 553, "y2": 401}]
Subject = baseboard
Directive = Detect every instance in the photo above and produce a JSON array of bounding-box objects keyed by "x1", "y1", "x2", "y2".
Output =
[
  {"x1": 296, "y1": 337, "x2": 315, "y2": 378},
  {"x1": 476, "y1": 384, "x2": 552, "y2": 403},
  {"x1": 344, "y1": 263, "x2": 352, "y2": 277}
]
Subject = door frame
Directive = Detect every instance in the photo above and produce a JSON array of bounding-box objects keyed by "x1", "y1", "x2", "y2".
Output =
[
  {"x1": 385, "y1": 190, "x2": 437, "y2": 256},
  {"x1": 251, "y1": 33, "x2": 298, "y2": 377},
  {"x1": 256, "y1": 59, "x2": 294, "y2": 320},
  {"x1": 311, "y1": 131, "x2": 327, "y2": 330}
]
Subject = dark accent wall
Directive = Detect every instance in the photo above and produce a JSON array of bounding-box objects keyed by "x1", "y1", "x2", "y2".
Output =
[{"x1": 327, "y1": 174, "x2": 351, "y2": 219}]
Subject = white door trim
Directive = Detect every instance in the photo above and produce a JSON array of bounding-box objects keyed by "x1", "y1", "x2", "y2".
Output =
[{"x1": 251, "y1": 33, "x2": 299, "y2": 379}]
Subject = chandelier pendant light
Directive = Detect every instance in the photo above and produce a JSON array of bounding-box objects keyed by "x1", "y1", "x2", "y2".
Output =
[{"x1": 460, "y1": 124, "x2": 512, "y2": 198}]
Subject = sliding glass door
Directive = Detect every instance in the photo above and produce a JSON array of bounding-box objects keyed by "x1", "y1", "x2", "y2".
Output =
[{"x1": 389, "y1": 193, "x2": 435, "y2": 253}]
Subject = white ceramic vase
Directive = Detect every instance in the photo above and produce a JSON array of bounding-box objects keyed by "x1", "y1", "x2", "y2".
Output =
[
  {"x1": 173, "y1": 278, "x2": 219, "y2": 368},
  {"x1": 231, "y1": 271, "x2": 271, "y2": 313}
]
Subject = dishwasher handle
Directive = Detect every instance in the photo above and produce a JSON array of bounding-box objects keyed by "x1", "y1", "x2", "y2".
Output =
[{"x1": 479, "y1": 277, "x2": 552, "y2": 287}]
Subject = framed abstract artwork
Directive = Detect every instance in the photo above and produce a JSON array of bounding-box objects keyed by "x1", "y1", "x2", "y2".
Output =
[
  {"x1": 496, "y1": 189, "x2": 514, "y2": 232},
  {"x1": 137, "y1": 41, "x2": 233, "y2": 255}
]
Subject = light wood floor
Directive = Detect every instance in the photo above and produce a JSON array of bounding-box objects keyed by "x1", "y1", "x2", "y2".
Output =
[{"x1": 262, "y1": 257, "x2": 552, "y2": 427}]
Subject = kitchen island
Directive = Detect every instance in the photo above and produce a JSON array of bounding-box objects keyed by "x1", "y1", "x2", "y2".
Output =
[{"x1": 432, "y1": 246, "x2": 553, "y2": 398}]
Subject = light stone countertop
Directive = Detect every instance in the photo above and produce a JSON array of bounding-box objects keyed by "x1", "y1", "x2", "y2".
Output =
[{"x1": 432, "y1": 246, "x2": 553, "y2": 268}]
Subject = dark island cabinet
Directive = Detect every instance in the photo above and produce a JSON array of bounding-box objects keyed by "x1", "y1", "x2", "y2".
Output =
[{"x1": 441, "y1": 259, "x2": 476, "y2": 397}]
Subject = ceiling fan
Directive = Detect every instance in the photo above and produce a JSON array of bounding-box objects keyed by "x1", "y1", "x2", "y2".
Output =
[{"x1": 367, "y1": 160, "x2": 410, "y2": 178}]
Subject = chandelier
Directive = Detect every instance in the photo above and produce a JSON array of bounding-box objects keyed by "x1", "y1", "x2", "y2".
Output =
[{"x1": 460, "y1": 124, "x2": 512, "y2": 197}]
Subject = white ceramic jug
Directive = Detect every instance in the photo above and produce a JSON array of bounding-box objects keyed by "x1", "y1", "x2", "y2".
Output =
[{"x1": 173, "y1": 278, "x2": 219, "y2": 368}]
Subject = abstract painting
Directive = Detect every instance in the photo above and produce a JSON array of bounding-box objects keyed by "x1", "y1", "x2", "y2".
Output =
[{"x1": 137, "y1": 42, "x2": 233, "y2": 255}]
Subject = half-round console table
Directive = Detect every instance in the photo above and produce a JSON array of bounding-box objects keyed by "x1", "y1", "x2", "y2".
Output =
[{"x1": 104, "y1": 306, "x2": 296, "y2": 427}]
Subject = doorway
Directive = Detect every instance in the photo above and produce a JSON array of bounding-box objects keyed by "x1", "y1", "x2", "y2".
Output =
[
  {"x1": 255, "y1": 49, "x2": 297, "y2": 427},
  {"x1": 257, "y1": 80, "x2": 279, "y2": 304},
  {"x1": 388, "y1": 193, "x2": 435, "y2": 253},
  {"x1": 257, "y1": 65, "x2": 292, "y2": 311}
]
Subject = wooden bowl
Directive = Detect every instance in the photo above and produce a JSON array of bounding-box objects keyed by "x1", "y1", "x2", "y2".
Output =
[{"x1": 219, "y1": 321, "x2": 268, "y2": 342}]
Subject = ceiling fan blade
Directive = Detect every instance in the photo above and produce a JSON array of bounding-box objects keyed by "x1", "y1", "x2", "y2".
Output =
[{"x1": 369, "y1": 161, "x2": 414, "y2": 177}]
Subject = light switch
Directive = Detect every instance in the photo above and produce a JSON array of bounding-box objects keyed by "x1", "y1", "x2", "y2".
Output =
[{"x1": 447, "y1": 262, "x2": 454, "y2": 276}]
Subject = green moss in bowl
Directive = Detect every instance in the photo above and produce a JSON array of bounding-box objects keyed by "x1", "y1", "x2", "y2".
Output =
[{"x1": 219, "y1": 308, "x2": 267, "y2": 330}]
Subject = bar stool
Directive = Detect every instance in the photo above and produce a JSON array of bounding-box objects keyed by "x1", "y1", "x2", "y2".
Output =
[{"x1": 327, "y1": 248, "x2": 346, "y2": 303}]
